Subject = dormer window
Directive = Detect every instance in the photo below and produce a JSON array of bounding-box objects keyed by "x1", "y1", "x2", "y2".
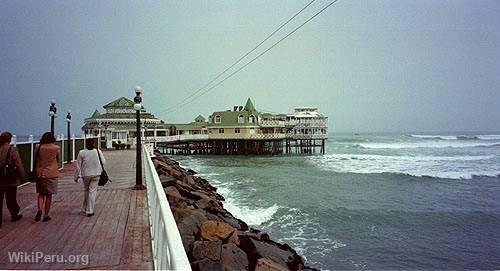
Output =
[
  {"x1": 249, "y1": 115, "x2": 255, "y2": 124},
  {"x1": 238, "y1": 115, "x2": 244, "y2": 124},
  {"x1": 215, "y1": 115, "x2": 221, "y2": 123}
]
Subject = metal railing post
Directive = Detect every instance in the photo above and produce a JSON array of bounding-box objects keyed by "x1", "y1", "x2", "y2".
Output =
[{"x1": 29, "y1": 135, "x2": 34, "y2": 171}]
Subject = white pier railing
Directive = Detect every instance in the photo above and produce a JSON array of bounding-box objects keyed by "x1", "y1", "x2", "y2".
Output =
[{"x1": 143, "y1": 144, "x2": 192, "y2": 271}]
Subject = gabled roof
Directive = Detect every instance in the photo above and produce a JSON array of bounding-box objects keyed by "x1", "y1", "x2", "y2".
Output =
[
  {"x1": 195, "y1": 115, "x2": 206, "y2": 122},
  {"x1": 90, "y1": 109, "x2": 101, "y2": 118},
  {"x1": 243, "y1": 98, "x2": 256, "y2": 112},
  {"x1": 103, "y1": 97, "x2": 135, "y2": 108}
]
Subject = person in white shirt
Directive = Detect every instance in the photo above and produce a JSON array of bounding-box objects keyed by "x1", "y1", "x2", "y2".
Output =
[{"x1": 74, "y1": 138, "x2": 106, "y2": 217}]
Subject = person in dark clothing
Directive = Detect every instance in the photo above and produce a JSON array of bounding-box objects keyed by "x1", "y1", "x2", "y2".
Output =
[{"x1": 0, "y1": 131, "x2": 25, "y2": 227}]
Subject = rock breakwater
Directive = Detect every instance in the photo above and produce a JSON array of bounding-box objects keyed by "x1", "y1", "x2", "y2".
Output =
[{"x1": 152, "y1": 151, "x2": 318, "y2": 271}]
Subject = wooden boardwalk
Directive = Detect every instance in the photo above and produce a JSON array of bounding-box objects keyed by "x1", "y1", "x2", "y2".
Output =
[{"x1": 0, "y1": 150, "x2": 153, "y2": 270}]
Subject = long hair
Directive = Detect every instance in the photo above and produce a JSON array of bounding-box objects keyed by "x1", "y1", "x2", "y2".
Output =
[
  {"x1": 40, "y1": 132, "x2": 56, "y2": 144},
  {"x1": 0, "y1": 131, "x2": 13, "y2": 144},
  {"x1": 86, "y1": 138, "x2": 95, "y2": 150}
]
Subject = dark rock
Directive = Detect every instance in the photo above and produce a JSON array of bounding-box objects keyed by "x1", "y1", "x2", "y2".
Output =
[
  {"x1": 220, "y1": 243, "x2": 248, "y2": 270},
  {"x1": 192, "y1": 240, "x2": 222, "y2": 261},
  {"x1": 217, "y1": 212, "x2": 249, "y2": 231},
  {"x1": 255, "y1": 258, "x2": 287, "y2": 271},
  {"x1": 199, "y1": 220, "x2": 236, "y2": 242},
  {"x1": 250, "y1": 239, "x2": 302, "y2": 270},
  {"x1": 165, "y1": 186, "x2": 183, "y2": 200},
  {"x1": 180, "y1": 234, "x2": 195, "y2": 255},
  {"x1": 257, "y1": 232, "x2": 270, "y2": 241},
  {"x1": 187, "y1": 169, "x2": 197, "y2": 175},
  {"x1": 191, "y1": 258, "x2": 222, "y2": 271},
  {"x1": 160, "y1": 175, "x2": 176, "y2": 187},
  {"x1": 177, "y1": 209, "x2": 208, "y2": 236}
]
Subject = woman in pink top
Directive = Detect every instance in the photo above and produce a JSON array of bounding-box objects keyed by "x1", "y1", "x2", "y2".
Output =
[{"x1": 34, "y1": 132, "x2": 60, "y2": 222}]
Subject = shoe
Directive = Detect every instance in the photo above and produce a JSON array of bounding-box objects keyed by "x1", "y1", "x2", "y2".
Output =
[
  {"x1": 11, "y1": 214, "x2": 22, "y2": 222},
  {"x1": 87, "y1": 213, "x2": 94, "y2": 217},
  {"x1": 34, "y1": 211, "x2": 42, "y2": 222},
  {"x1": 42, "y1": 216, "x2": 51, "y2": 222}
]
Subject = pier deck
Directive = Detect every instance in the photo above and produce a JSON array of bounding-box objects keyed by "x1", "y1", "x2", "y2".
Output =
[{"x1": 0, "y1": 150, "x2": 152, "y2": 270}]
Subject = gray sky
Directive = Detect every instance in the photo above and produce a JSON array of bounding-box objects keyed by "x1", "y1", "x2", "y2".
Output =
[{"x1": 1, "y1": 0, "x2": 499, "y2": 136}]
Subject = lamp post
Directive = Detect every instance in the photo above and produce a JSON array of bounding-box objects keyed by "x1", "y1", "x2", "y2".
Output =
[
  {"x1": 133, "y1": 86, "x2": 145, "y2": 190},
  {"x1": 66, "y1": 111, "x2": 72, "y2": 163},
  {"x1": 49, "y1": 99, "x2": 57, "y2": 135}
]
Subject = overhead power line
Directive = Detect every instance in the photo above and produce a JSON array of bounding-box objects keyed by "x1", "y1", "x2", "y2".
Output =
[
  {"x1": 163, "y1": 0, "x2": 339, "y2": 115},
  {"x1": 158, "y1": 0, "x2": 316, "y2": 114}
]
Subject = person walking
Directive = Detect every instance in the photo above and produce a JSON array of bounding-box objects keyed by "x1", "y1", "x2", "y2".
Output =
[
  {"x1": 74, "y1": 138, "x2": 106, "y2": 217},
  {"x1": 34, "y1": 132, "x2": 60, "y2": 222},
  {"x1": 0, "y1": 132, "x2": 24, "y2": 227}
]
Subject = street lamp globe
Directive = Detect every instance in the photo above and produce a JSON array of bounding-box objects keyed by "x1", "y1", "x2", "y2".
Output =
[
  {"x1": 134, "y1": 86, "x2": 142, "y2": 94},
  {"x1": 133, "y1": 103, "x2": 142, "y2": 111}
]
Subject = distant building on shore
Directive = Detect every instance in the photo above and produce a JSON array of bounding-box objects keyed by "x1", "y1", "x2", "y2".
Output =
[{"x1": 82, "y1": 97, "x2": 169, "y2": 148}]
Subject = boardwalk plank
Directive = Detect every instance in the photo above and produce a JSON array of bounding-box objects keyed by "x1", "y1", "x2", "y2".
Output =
[{"x1": 0, "y1": 150, "x2": 153, "y2": 270}]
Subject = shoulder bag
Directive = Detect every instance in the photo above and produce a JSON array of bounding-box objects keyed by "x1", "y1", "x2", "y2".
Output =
[
  {"x1": 1, "y1": 146, "x2": 19, "y2": 183},
  {"x1": 97, "y1": 149, "x2": 111, "y2": 186}
]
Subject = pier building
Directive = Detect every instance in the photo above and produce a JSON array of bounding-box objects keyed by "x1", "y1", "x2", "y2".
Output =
[
  {"x1": 82, "y1": 97, "x2": 169, "y2": 148},
  {"x1": 285, "y1": 107, "x2": 328, "y2": 154},
  {"x1": 157, "y1": 98, "x2": 328, "y2": 155}
]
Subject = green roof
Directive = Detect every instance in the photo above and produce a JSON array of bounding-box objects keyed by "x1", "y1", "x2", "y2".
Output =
[
  {"x1": 243, "y1": 98, "x2": 256, "y2": 112},
  {"x1": 86, "y1": 112, "x2": 159, "y2": 120},
  {"x1": 103, "y1": 97, "x2": 135, "y2": 108},
  {"x1": 90, "y1": 109, "x2": 101, "y2": 118}
]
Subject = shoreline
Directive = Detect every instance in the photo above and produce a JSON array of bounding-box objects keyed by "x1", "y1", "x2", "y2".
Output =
[{"x1": 152, "y1": 150, "x2": 318, "y2": 271}]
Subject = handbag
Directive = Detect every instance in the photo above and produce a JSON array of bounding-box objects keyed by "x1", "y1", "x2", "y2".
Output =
[
  {"x1": 28, "y1": 145, "x2": 40, "y2": 183},
  {"x1": 96, "y1": 149, "x2": 111, "y2": 186},
  {"x1": 1, "y1": 146, "x2": 18, "y2": 183}
]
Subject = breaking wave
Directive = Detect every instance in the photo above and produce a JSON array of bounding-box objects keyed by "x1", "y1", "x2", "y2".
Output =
[
  {"x1": 410, "y1": 134, "x2": 500, "y2": 141},
  {"x1": 358, "y1": 141, "x2": 500, "y2": 149},
  {"x1": 309, "y1": 154, "x2": 500, "y2": 180}
]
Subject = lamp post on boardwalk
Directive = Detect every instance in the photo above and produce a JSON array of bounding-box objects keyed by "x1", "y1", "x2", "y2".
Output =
[
  {"x1": 66, "y1": 111, "x2": 72, "y2": 163},
  {"x1": 48, "y1": 99, "x2": 57, "y2": 135},
  {"x1": 133, "y1": 86, "x2": 145, "y2": 190}
]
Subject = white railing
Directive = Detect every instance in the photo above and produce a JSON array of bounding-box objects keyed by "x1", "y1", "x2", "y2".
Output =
[
  {"x1": 142, "y1": 145, "x2": 191, "y2": 271},
  {"x1": 260, "y1": 120, "x2": 285, "y2": 127},
  {"x1": 13, "y1": 134, "x2": 93, "y2": 172},
  {"x1": 209, "y1": 133, "x2": 286, "y2": 140},
  {"x1": 287, "y1": 134, "x2": 328, "y2": 140}
]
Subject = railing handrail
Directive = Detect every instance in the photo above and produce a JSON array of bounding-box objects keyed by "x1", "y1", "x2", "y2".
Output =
[{"x1": 143, "y1": 145, "x2": 192, "y2": 271}]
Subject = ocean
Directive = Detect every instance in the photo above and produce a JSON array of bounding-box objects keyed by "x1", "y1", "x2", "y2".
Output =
[{"x1": 171, "y1": 133, "x2": 500, "y2": 270}]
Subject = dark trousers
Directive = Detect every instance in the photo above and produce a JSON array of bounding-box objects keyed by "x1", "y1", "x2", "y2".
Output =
[{"x1": 0, "y1": 186, "x2": 20, "y2": 226}]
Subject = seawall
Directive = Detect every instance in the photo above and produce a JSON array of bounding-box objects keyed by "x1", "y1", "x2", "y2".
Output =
[{"x1": 152, "y1": 150, "x2": 318, "y2": 271}]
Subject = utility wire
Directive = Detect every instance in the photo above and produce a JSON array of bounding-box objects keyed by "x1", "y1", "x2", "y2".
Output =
[
  {"x1": 159, "y1": 0, "x2": 316, "y2": 114},
  {"x1": 163, "y1": 0, "x2": 339, "y2": 114}
]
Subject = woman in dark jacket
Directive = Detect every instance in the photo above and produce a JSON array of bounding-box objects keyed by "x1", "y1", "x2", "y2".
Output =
[{"x1": 0, "y1": 131, "x2": 25, "y2": 227}]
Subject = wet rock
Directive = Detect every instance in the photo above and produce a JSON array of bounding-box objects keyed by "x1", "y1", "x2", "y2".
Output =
[
  {"x1": 220, "y1": 243, "x2": 248, "y2": 270},
  {"x1": 192, "y1": 240, "x2": 222, "y2": 261},
  {"x1": 199, "y1": 220, "x2": 236, "y2": 242},
  {"x1": 255, "y1": 258, "x2": 288, "y2": 271}
]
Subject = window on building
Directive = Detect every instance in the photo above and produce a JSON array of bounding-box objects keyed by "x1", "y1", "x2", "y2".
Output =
[
  {"x1": 215, "y1": 115, "x2": 221, "y2": 123},
  {"x1": 249, "y1": 115, "x2": 255, "y2": 123},
  {"x1": 219, "y1": 128, "x2": 224, "y2": 134},
  {"x1": 235, "y1": 128, "x2": 240, "y2": 134},
  {"x1": 238, "y1": 115, "x2": 244, "y2": 124},
  {"x1": 157, "y1": 131, "x2": 166, "y2": 136}
]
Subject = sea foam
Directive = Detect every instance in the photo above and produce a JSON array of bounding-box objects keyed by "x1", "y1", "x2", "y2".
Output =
[
  {"x1": 309, "y1": 154, "x2": 500, "y2": 180},
  {"x1": 358, "y1": 141, "x2": 499, "y2": 149}
]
